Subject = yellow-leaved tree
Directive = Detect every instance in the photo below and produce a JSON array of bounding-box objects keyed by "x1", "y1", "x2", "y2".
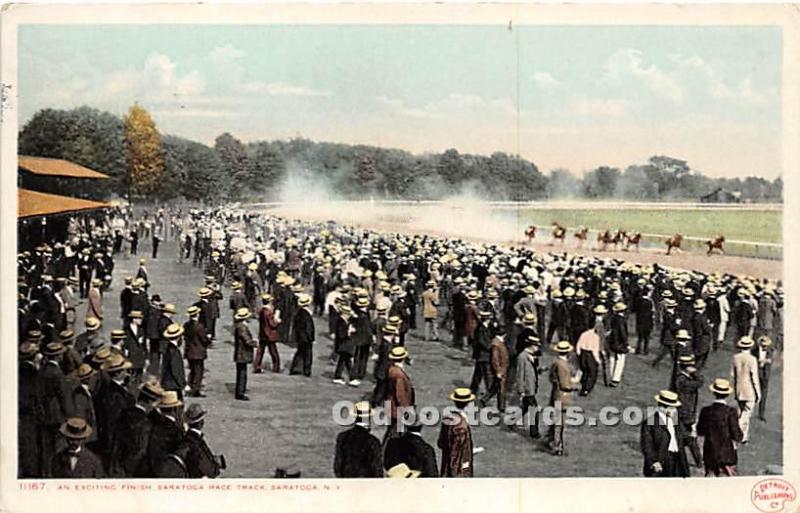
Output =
[{"x1": 124, "y1": 104, "x2": 164, "y2": 198}]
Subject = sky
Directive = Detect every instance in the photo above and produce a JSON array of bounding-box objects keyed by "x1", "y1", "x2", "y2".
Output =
[{"x1": 18, "y1": 24, "x2": 783, "y2": 178}]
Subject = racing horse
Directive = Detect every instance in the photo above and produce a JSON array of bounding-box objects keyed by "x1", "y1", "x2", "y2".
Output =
[
  {"x1": 596, "y1": 229, "x2": 626, "y2": 251},
  {"x1": 625, "y1": 232, "x2": 642, "y2": 252},
  {"x1": 706, "y1": 235, "x2": 725, "y2": 256},
  {"x1": 524, "y1": 225, "x2": 537, "y2": 243},
  {"x1": 665, "y1": 233, "x2": 683, "y2": 255},
  {"x1": 574, "y1": 227, "x2": 589, "y2": 248},
  {"x1": 550, "y1": 222, "x2": 567, "y2": 245}
]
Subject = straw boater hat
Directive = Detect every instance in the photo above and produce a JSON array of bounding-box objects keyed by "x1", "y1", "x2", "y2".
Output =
[
  {"x1": 59, "y1": 329, "x2": 76, "y2": 344},
  {"x1": 139, "y1": 258, "x2": 147, "y2": 265},
  {"x1": 163, "y1": 323, "x2": 185, "y2": 340},
  {"x1": 92, "y1": 346, "x2": 112, "y2": 364},
  {"x1": 593, "y1": 305, "x2": 608, "y2": 315},
  {"x1": 133, "y1": 278, "x2": 146, "y2": 289},
  {"x1": 737, "y1": 336, "x2": 755, "y2": 349},
  {"x1": 575, "y1": 289, "x2": 587, "y2": 300},
  {"x1": 563, "y1": 287, "x2": 575, "y2": 298},
  {"x1": 693, "y1": 299, "x2": 706, "y2": 310},
  {"x1": 43, "y1": 341, "x2": 66, "y2": 357},
  {"x1": 675, "y1": 329, "x2": 691, "y2": 341},
  {"x1": 526, "y1": 334, "x2": 541, "y2": 346},
  {"x1": 356, "y1": 297, "x2": 370, "y2": 308},
  {"x1": 158, "y1": 390, "x2": 183, "y2": 409},
  {"x1": 677, "y1": 355, "x2": 696, "y2": 367},
  {"x1": 231, "y1": 281, "x2": 242, "y2": 291},
  {"x1": 85, "y1": 317, "x2": 101, "y2": 332},
  {"x1": 552, "y1": 340, "x2": 573, "y2": 354},
  {"x1": 388, "y1": 315, "x2": 401, "y2": 325},
  {"x1": 522, "y1": 313, "x2": 536, "y2": 326},
  {"x1": 758, "y1": 336, "x2": 773, "y2": 347},
  {"x1": 110, "y1": 329, "x2": 126, "y2": 342},
  {"x1": 340, "y1": 305, "x2": 353, "y2": 316},
  {"x1": 388, "y1": 346, "x2": 409, "y2": 361},
  {"x1": 551, "y1": 289, "x2": 562, "y2": 298},
  {"x1": 261, "y1": 293, "x2": 273, "y2": 302},
  {"x1": 234, "y1": 307, "x2": 251, "y2": 321},
  {"x1": 139, "y1": 378, "x2": 164, "y2": 403},
  {"x1": 612, "y1": 302, "x2": 627, "y2": 312},
  {"x1": 654, "y1": 390, "x2": 681, "y2": 408},
  {"x1": 90, "y1": 278, "x2": 102, "y2": 287},
  {"x1": 352, "y1": 400, "x2": 371, "y2": 420},
  {"x1": 101, "y1": 353, "x2": 133, "y2": 373},
  {"x1": 385, "y1": 463, "x2": 421, "y2": 479},
  {"x1": 71, "y1": 363, "x2": 96, "y2": 382},
  {"x1": 291, "y1": 284, "x2": 305, "y2": 293},
  {"x1": 129, "y1": 310, "x2": 144, "y2": 320},
  {"x1": 523, "y1": 285, "x2": 536, "y2": 295},
  {"x1": 710, "y1": 378, "x2": 733, "y2": 395},
  {"x1": 187, "y1": 305, "x2": 201, "y2": 317},
  {"x1": 466, "y1": 290, "x2": 480, "y2": 301},
  {"x1": 449, "y1": 387, "x2": 476, "y2": 403},
  {"x1": 163, "y1": 303, "x2": 176, "y2": 314},
  {"x1": 487, "y1": 289, "x2": 499, "y2": 299},
  {"x1": 198, "y1": 287, "x2": 213, "y2": 298},
  {"x1": 19, "y1": 342, "x2": 38, "y2": 360},
  {"x1": 60, "y1": 417, "x2": 93, "y2": 440},
  {"x1": 297, "y1": 294, "x2": 312, "y2": 308},
  {"x1": 479, "y1": 310, "x2": 492, "y2": 319},
  {"x1": 382, "y1": 324, "x2": 399, "y2": 336},
  {"x1": 664, "y1": 298, "x2": 678, "y2": 308},
  {"x1": 184, "y1": 403, "x2": 208, "y2": 425}
]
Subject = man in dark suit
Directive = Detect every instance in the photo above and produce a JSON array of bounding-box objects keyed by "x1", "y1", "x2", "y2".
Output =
[
  {"x1": 289, "y1": 295, "x2": 315, "y2": 376},
  {"x1": 177, "y1": 404, "x2": 224, "y2": 478},
  {"x1": 634, "y1": 287, "x2": 654, "y2": 355},
  {"x1": 184, "y1": 306, "x2": 211, "y2": 397},
  {"x1": 97, "y1": 353, "x2": 135, "y2": 473},
  {"x1": 334, "y1": 401, "x2": 383, "y2": 478},
  {"x1": 233, "y1": 307, "x2": 257, "y2": 400},
  {"x1": 469, "y1": 312, "x2": 493, "y2": 396},
  {"x1": 37, "y1": 341, "x2": 75, "y2": 477},
  {"x1": 608, "y1": 303, "x2": 629, "y2": 387},
  {"x1": 19, "y1": 342, "x2": 43, "y2": 477},
  {"x1": 691, "y1": 299, "x2": 713, "y2": 370},
  {"x1": 652, "y1": 298, "x2": 681, "y2": 368},
  {"x1": 451, "y1": 282, "x2": 466, "y2": 349},
  {"x1": 148, "y1": 391, "x2": 186, "y2": 477},
  {"x1": 161, "y1": 324, "x2": 187, "y2": 400},
  {"x1": 697, "y1": 378, "x2": 744, "y2": 477},
  {"x1": 673, "y1": 356, "x2": 703, "y2": 468},
  {"x1": 383, "y1": 422, "x2": 438, "y2": 477},
  {"x1": 51, "y1": 417, "x2": 105, "y2": 478},
  {"x1": 110, "y1": 379, "x2": 163, "y2": 477},
  {"x1": 124, "y1": 310, "x2": 147, "y2": 386},
  {"x1": 640, "y1": 390, "x2": 690, "y2": 478}
]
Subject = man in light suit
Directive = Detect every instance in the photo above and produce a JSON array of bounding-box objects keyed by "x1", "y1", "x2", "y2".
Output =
[{"x1": 730, "y1": 336, "x2": 761, "y2": 444}]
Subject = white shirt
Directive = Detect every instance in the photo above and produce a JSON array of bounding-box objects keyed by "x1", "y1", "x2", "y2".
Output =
[{"x1": 657, "y1": 408, "x2": 679, "y2": 452}]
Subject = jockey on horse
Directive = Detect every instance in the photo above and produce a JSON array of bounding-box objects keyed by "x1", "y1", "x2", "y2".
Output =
[
  {"x1": 665, "y1": 233, "x2": 683, "y2": 255},
  {"x1": 706, "y1": 235, "x2": 725, "y2": 255}
]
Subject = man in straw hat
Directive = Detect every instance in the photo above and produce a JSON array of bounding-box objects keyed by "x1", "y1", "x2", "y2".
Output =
[
  {"x1": 255, "y1": 293, "x2": 281, "y2": 374},
  {"x1": 333, "y1": 304, "x2": 358, "y2": 386},
  {"x1": 382, "y1": 346, "x2": 416, "y2": 444},
  {"x1": 640, "y1": 390, "x2": 690, "y2": 477},
  {"x1": 515, "y1": 337, "x2": 542, "y2": 439},
  {"x1": 51, "y1": 417, "x2": 104, "y2": 478},
  {"x1": 673, "y1": 355, "x2": 703, "y2": 468},
  {"x1": 68, "y1": 364, "x2": 98, "y2": 448},
  {"x1": 161, "y1": 323, "x2": 187, "y2": 400},
  {"x1": 422, "y1": 280, "x2": 440, "y2": 342},
  {"x1": 731, "y1": 336, "x2": 761, "y2": 444},
  {"x1": 233, "y1": 307, "x2": 257, "y2": 400},
  {"x1": 184, "y1": 306, "x2": 211, "y2": 397},
  {"x1": 469, "y1": 310, "x2": 494, "y2": 398},
  {"x1": 651, "y1": 297, "x2": 680, "y2": 369},
  {"x1": 18, "y1": 342, "x2": 42, "y2": 477},
  {"x1": 548, "y1": 341, "x2": 580, "y2": 456},
  {"x1": 755, "y1": 335, "x2": 775, "y2": 422},
  {"x1": 697, "y1": 378, "x2": 744, "y2": 476},
  {"x1": 110, "y1": 378, "x2": 164, "y2": 477},
  {"x1": 384, "y1": 462, "x2": 421, "y2": 479},
  {"x1": 75, "y1": 316, "x2": 102, "y2": 357},
  {"x1": 148, "y1": 391, "x2": 186, "y2": 477},
  {"x1": 124, "y1": 310, "x2": 147, "y2": 386},
  {"x1": 85, "y1": 278, "x2": 103, "y2": 325},
  {"x1": 607, "y1": 302, "x2": 629, "y2": 387},
  {"x1": 289, "y1": 294, "x2": 315, "y2": 377},
  {"x1": 334, "y1": 401, "x2": 383, "y2": 478},
  {"x1": 438, "y1": 388, "x2": 476, "y2": 477},
  {"x1": 37, "y1": 341, "x2": 74, "y2": 476},
  {"x1": 691, "y1": 298, "x2": 713, "y2": 370},
  {"x1": 480, "y1": 325, "x2": 510, "y2": 412}
]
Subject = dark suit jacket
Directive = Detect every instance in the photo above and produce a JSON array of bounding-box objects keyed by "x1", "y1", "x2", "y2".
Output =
[
  {"x1": 148, "y1": 414, "x2": 185, "y2": 477},
  {"x1": 51, "y1": 447, "x2": 105, "y2": 478},
  {"x1": 178, "y1": 429, "x2": 221, "y2": 478},
  {"x1": 674, "y1": 372, "x2": 702, "y2": 423},
  {"x1": 124, "y1": 325, "x2": 147, "y2": 369},
  {"x1": 334, "y1": 425, "x2": 383, "y2": 477},
  {"x1": 697, "y1": 402, "x2": 743, "y2": 467},
  {"x1": 384, "y1": 432, "x2": 438, "y2": 477},
  {"x1": 99, "y1": 380, "x2": 135, "y2": 456},
  {"x1": 111, "y1": 405, "x2": 156, "y2": 477},
  {"x1": 608, "y1": 314, "x2": 629, "y2": 354},
  {"x1": 640, "y1": 413, "x2": 689, "y2": 477},
  {"x1": 293, "y1": 309, "x2": 315, "y2": 347},
  {"x1": 161, "y1": 342, "x2": 186, "y2": 391},
  {"x1": 691, "y1": 313, "x2": 712, "y2": 355},
  {"x1": 38, "y1": 361, "x2": 74, "y2": 426},
  {"x1": 234, "y1": 322, "x2": 257, "y2": 363},
  {"x1": 183, "y1": 319, "x2": 210, "y2": 360}
]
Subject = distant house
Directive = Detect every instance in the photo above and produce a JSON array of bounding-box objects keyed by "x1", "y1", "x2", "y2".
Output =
[{"x1": 700, "y1": 187, "x2": 742, "y2": 203}]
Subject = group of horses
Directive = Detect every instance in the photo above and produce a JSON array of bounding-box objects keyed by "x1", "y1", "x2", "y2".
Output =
[{"x1": 524, "y1": 222, "x2": 726, "y2": 256}]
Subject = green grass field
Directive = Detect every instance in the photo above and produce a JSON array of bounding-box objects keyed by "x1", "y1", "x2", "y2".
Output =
[{"x1": 519, "y1": 208, "x2": 782, "y2": 244}]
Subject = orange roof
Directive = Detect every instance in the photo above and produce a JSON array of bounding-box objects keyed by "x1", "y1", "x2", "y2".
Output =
[
  {"x1": 19, "y1": 155, "x2": 110, "y2": 179},
  {"x1": 18, "y1": 189, "x2": 110, "y2": 218}
]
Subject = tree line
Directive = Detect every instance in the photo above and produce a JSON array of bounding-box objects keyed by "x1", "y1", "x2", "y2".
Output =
[{"x1": 18, "y1": 105, "x2": 783, "y2": 203}]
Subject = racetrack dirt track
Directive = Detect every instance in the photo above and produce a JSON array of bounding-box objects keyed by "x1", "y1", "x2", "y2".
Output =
[{"x1": 263, "y1": 203, "x2": 783, "y2": 282}]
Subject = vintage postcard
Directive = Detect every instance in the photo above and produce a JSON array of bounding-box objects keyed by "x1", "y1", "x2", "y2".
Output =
[{"x1": 0, "y1": 3, "x2": 798, "y2": 513}]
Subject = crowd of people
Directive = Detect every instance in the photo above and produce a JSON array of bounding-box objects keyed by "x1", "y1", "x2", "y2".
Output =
[{"x1": 17, "y1": 204, "x2": 782, "y2": 479}]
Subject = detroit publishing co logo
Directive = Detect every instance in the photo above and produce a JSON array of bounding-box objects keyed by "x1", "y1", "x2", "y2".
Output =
[{"x1": 751, "y1": 479, "x2": 797, "y2": 513}]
